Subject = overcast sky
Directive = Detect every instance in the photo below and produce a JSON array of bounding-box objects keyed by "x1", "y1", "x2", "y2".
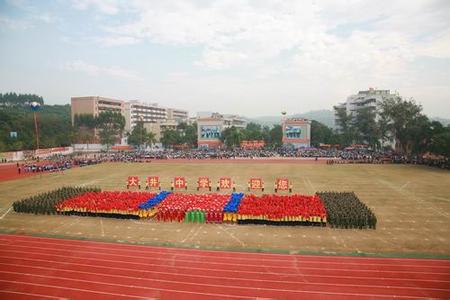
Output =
[{"x1": 0, "y1": 0, "x2": 449, "y2": 118}]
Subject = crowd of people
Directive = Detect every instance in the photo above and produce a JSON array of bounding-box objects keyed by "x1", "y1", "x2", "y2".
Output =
[
  {"x1": 91, "y1": 148, "x2": 448, "y2": 169},
  {"x1": 9, "y1": 146, "x2": 449, "y2": 172},
  {"x1": 316, "y1": 192, "x2": 377, "y2": 229}
]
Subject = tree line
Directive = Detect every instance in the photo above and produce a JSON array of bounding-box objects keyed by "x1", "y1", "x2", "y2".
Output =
[
  {"x1": 0, "y1": 92, "x2": 449, "y2": 157},
  {"x1": 0, "y1": 92, "x2": 44, "y2": 106},
  {"x1": 334, "y1": 97, "x2": 450, "y2": 156}
]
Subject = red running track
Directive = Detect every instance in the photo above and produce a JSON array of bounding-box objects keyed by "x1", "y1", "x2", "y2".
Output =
[{"x1": 0, "y1": 234, "x2": 449, "y2": 300}]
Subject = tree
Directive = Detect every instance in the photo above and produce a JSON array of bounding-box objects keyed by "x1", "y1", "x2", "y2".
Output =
[
  {"x1": 221, "y1": 126, "x2": 243, "y2": 148},
  {"x1": 268, "y1": 125, "x2": 283, "y2": 148},
  {"x1": 74, "y1": 114, "x2": 97, "y2": 128},
  {"x1": 127, "y1": 121, "x2": 147, "y2": 149},
  {"x1": 334, "y1": 106, "x2": 357, "y2": 147},
  {"x1": 429, "y1": 128, "x2": 450, "y2": 156},
  {"x1": 243, "y1": 123, "x2": 263, "y2": 140},
  {"x1": 354, "y1": 107, "x2": 380, "y2": 149},
  {"x1": 378, "y1": 97, "x2": 426, "y2": 155},
  {"x1": 310, "y1": 120, "x2": 336, "y2": 147},
  {"x1": 160, "y1": 129, "x2": 182, "y2": 148},
  {"x1": 144, "y1": 131, "x2": 157, "y2": 148},
  {"x1": 180, "y1": 122, "x2": 198, "y2": 147},
  {"x1": 96, "y1": 111, "x2": 125, "y2": 150},
  {"x1": 73, "y1": 114, "x2": 97, "y2": 149},
  {"x1": 0, "y1": 98, "x2": 72, "y2": 151}
]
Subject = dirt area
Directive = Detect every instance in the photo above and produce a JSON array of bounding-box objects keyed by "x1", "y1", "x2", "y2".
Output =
[{"x1": 0, "y1": 162, "x2": 449, "y2": 257}]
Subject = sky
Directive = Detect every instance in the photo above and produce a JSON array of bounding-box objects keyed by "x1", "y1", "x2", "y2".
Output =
[{"x1": 0, "y1": 0, "x2": 449, "y2": 118}]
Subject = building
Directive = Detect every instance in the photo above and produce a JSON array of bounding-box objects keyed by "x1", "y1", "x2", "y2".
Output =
[
  {"x1": 71, "y1": 96, "x2": 125, "y2": 125},
  {"x1": 124, "y1": 101, "x2": 167, "y2": 132},
  {"x1": 281, "y1": 118, "x2": 311, "y2": 148},
  {"x1": 334, "y1": 88, "x2": 397, "y2": 132},
  {"x1": 167, "y1": 108, "x2": 189, "y2": 123},
  {"x1": 196, "y1": 112, "x2": 246, "y2": 149},
  {"x1": 223, "y1": 114, "x2": 246, "y2": 129},
  {"x1": 143, "y1": 119, "x2": 178, "y2": 142},
  {"x1": 71, "y1": 96, "x2": 189, "y2": 146}
]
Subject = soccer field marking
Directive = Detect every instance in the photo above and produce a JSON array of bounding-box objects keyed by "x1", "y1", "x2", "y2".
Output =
[
  {"x1": 50, "y1": 218, "x2": 81, "y2": 233},
  {"x1": 399, "y1": 181, "x2": 410, "y2": 191},
  {"x1": 180, "y1": 225, "x2": 200, "y2": 243},
  {"x1": 216, "y1": 224, "x2": 246, "y2": 247},
  {"x1": 0, "y1": 207, "x2": 12, "y2": 220},
  {"x1": 187, "y1": 224, "x2": 204, "y2": 244},
  {"x1": 100, "y1": 219, "x2": 105, "y2": 237},
  {"x1": 302, "y1": 178, "x2": 314, "y2": 194},
  {"x1": 377, "y1": 179, "x2": 450, "y2": 219},
  {"x1": 431, "y1": 196, "x2": 450, "y2": 202},
  {"x1": 306, "y1": 178, "x2": 316, "y2": 192}
]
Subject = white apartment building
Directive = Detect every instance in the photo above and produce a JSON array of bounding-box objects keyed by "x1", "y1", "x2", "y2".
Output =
[
  {"x1": 167, "y1": 108, "x2": 189, "y2": 122},
  {"x1": 124, "y1": 101, "x2": 168, "y2": 132},
  {"x1": 335, "y1": 88, "x2": 398, "y2": 131}
]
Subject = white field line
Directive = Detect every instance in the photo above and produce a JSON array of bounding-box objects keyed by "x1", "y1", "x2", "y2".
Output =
[
  {"x1": 100, "y1": 219, "x2": 105, "y2": 237},
  {"x1": 0, "y1": 207, "x2": 12, "y2": 220},
  {"x1": 216, "y1": 224, "x2": 246, "y2": 247}
]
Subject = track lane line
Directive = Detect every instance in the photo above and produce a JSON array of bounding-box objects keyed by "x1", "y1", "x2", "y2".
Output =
[
  {"x1": 2, "y1": 261, "x2": 449, "y2": 298},
  {"x1": 6, "y1": 237, "x2": 449, "y2": 269},
  {"x1": 0, "y1": 271, "x2": 429, "y2": 299},
  {"x1": 3, "y1": 234, "x2": 448, "y2": 266},
  {"x1": 1, "y1": 243, "x2": 448, "y2": 274},
  {"x1": 1, "y1": 248, "x2": 447, "y2": 282},
  {"x1": 1, "y1": 255, "x2": 448, "y2": 289},
  {"x1": 0, "y1": 290, "x2": 62, "y2": 299}
]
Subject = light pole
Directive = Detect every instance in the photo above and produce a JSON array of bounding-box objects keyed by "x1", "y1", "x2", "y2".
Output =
[{"x1": 31, "y1": 101, "x2": 41, "y2": 151}]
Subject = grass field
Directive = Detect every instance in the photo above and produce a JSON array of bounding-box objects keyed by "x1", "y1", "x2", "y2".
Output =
[{"x1": 0, "y1": 161, "x2": 449, "y2": 258}]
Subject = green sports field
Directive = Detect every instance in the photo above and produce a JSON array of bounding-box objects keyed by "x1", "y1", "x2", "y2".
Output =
[{"x1": 1, "y1": 161, "x2": 449, "y2": 258}]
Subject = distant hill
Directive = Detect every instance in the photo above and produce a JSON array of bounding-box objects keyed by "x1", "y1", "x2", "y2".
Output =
[
  {"x1": 431, "y1": 117, "x2": 450, "y2": 126},
  {"x1": 249, "y1": 109, "x2": 335, "y2": 128}
]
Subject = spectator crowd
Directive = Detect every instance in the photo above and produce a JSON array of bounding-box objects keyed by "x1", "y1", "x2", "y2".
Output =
[{"x1": 11, "y1": 147, "x2": 450, "y2": 174}]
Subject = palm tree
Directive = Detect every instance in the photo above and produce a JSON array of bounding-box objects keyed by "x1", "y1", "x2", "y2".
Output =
[{"x1": 144, "y1": 131, "x2": 157, "y2": 149}]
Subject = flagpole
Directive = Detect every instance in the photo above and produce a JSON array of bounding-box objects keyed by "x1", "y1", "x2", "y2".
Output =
[
  {"x1": 33, "y1": 110, "x2": 40, "y2": 150},
  {"x1": 31, "y1": 101, "x2": 41, "y2": 153}
]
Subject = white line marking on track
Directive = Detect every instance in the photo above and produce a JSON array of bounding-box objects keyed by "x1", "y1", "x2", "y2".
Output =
[
  {"x1": 0, "y1": 270, "x2": 433, "y2": 299},
  {"x1": 1, "y1": 255, "x2": 448, "y2": 286},
  {"x1": 2, "y1": 261, "x2": 447, "y2": 293},
  {"x1": 2, "y1": 247, "x2": 448, "y2": 277},
  {"x1": 0, "y1": 207, "x2": 12, "y2": 220},
  {"x1": 0, "y1": 278, "x2": 148, "y2": 299},
  {"x1": 3, "y1": 234, "x2": 449, "y2": 264},
  {"x1": 0, "y1": 290, "x2": 62, "y2": 299},
  {"x1": 1, "y1": 238, "x2": 449, "y2": 269},
  {"x1": 0, "y1": 276, "x2": 253, "y2": 299}
]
